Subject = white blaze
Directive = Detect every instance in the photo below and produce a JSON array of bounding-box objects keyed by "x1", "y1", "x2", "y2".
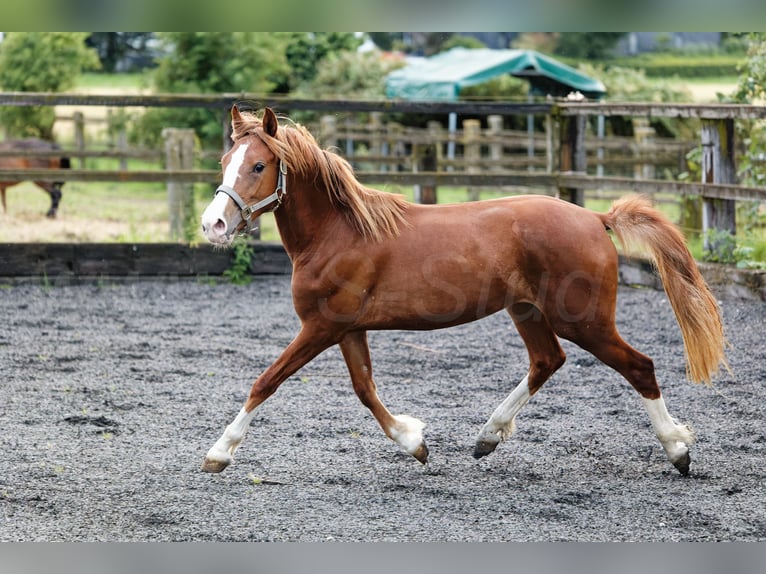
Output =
[
  {"x1": 222, "y1": 143, "x2": 248, "y2": 188},
  {"x1": 201, "y1": 142, "x2": 249, "y2": 241}
]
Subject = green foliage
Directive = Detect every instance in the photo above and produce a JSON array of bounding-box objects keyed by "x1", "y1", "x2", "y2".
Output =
[
  {"x1": 733, "y1": 244, "x2": 766, "y2": 269},
  {"x1": 284, "y1": 33, "x2": 362, "y2": 89},
  {"x1": 702, "y1": 228, "x2": 737, "y2": 264},
  {"x1": 131, "y1": 33, "x2": 290, "y2": 150},
  {"x1": 459, "y1": 75, "x2": 528, "y2": 101},
  {"x1": 578, "y1": 63, "x2": 693, "y2": 103},
  {"x1": 577, "y1": 63, "x2": 695, "y2": 138},
  {"x1": 293, "y1": 49, "x2": 405, "y2": 100},
  {"x1": 0, "y1": 32, "x2": 100, "y2": 138},
  {"x1": 702, "y1": 228, "x2": 766, "y2": 269},
  {"x1": 554, "y1": 33, "x2": 626, "y2": 60},
  {"x1": 440, "y1": 35, "x2": 487, "y2": 51},
  {"x1": 730, "y1": 34, "x2": 766, "y2": 190},
  {"x1": 223, "y1": 239, "x2": 255, "y2": 285},
  {"x1": 85, "y1": 33, "x2": 156, "y2": 73},
  {"x1": 605, "y1": 54, "x2": 743, "y2": 79},
  {"x1": 384, "y1": 33, "x2": 459, "y2": 56},
  {"x1": 131, "y1": 33, "x2": 362, "y2": 151}
]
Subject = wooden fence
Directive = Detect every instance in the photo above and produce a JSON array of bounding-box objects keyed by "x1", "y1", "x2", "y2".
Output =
[{"x1": 1, "y1": 92, "x2": 766, "y2": 270}]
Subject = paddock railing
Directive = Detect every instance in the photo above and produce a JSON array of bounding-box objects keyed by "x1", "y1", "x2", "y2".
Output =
[{"x1": 2, "y1": 92, "x2": 766, "y2": 252}]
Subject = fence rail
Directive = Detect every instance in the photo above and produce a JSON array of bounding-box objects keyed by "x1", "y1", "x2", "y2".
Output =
[
  {"x1": 3, "y1": 168, "x2": 765, "y2": 204},
  {"x1": 2, "y1": 91, "x2": 765, "y2": 263}
]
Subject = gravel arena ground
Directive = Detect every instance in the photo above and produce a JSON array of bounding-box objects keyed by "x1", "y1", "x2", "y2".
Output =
[{"x1": 0, "y1": 274, "x2": 764, "y2": 542}]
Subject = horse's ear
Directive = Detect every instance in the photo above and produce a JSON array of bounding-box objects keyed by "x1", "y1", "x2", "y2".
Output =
[
  {"x1": 262, "y1": 107, "x2": 278, "y2": 138},
  {"x1": 230, "y1": 105, "x2": 246, "y2": 134}
]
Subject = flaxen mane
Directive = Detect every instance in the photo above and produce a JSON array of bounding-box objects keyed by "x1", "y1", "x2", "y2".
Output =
[{"x1": 233, "y1": 110, "x2": 409, "y2": 242}]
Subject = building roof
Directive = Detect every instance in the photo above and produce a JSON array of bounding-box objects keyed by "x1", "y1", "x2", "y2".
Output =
[{"x1": 385, "y1": 47, "x2": 606, "y2": 101}]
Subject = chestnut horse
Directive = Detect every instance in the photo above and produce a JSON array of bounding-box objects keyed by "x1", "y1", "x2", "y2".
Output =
[
  {"x1": 0, "y1": 138, "x2": 71, "y2": 218},
  {"x1": 200, "y1": 106, "x2": 728, "y2": 476}
]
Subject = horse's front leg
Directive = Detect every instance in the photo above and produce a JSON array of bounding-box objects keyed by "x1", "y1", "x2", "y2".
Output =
[
  {"x1": 339, "y1": 330, "x2": 428, "y2": 463},
  {"x1": 201, "y1": 327, "x2": 334, "y2": 473}
]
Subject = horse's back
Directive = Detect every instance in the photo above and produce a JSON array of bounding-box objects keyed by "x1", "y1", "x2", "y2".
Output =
[
  {"x1": 406, "y1": 194, "x2": 614, "y2": 268},
  {"x1": 0, "y1": 138, "x2": 67, "y2": 181}
]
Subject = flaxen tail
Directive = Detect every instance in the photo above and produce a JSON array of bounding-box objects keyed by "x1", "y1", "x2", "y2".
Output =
[{"x1": 598, "y1": 195, "x2": 729, "y2": 384}]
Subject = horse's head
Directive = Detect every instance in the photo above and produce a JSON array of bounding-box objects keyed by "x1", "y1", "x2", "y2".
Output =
[{"x1": 201, "y1": 106, "x2": 285, "y2": 246}]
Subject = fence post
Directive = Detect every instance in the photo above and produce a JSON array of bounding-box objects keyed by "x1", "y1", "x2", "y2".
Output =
[
  {"x1": 320, "y1": 115, "x2": 338, "y2": 150},
  {"x1": 463, "y1": 119, "x2": 481, "y2": 201},
  {"x1": 73, "y1": 111, "x2": 86, "y2": 169},
  {"x1": 545, "y1": 113, "x2": 554, "y2": 173},
  {"x1": 545, "y1": 112, "x2": 556, "y2": 196},
  {"x1": 116, "y1": 126, "x2": 128, "y2": 171},
  {"x1": 412, "y1": 143, "x2": 437, "y2": 204},
  {"x1": 632, "y1": 118, "x2": 655, "y2": 180},
  {"x1": 487, "y1": 115, "x2": 503, "y2": 171},
  {"x1": 427, "y1": 120, "x2": 444, "y2": 169},
  {"x1": 387, "y1": 122, "x2": 406, "y2": 172},
  {"x1": 558, "y1": 114, "x2": 586, "y2": 206},
  {"x1": 701, "y1": 118, "x2": 737, "y2": 259},
  {"x1": 163, "y1": 128, "x2": 196, "y2": 243},
  {"x1": 369, "y1": 112, "x2": 382, "y2": 171}
]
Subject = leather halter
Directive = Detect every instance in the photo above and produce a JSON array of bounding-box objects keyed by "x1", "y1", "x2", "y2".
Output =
[{"x1": 215, "y1": 160, "x2": 287, "y2": 233}]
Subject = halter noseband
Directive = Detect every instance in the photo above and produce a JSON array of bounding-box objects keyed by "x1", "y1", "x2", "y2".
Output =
[{"x1": 215, "y1": 160, "x2": 287, "y2": 233}]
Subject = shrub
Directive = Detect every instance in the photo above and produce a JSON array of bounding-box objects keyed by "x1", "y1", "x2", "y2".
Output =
[{"x1": 0, "y1": 32, "x2": 100, "y2": 139}]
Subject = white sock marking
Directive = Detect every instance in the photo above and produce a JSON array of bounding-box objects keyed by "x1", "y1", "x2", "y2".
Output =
[
  {"x1": 205, "y1": 407, "x2": 256, "y2": 464},
  {"x1": 480, "y1": 373, "x2": 531, "y2": 441},
  {"x1": 642, "y1": 396, "x2": 695, "y2": 462},
  {"x1": 389, "y1": 414, "x2": 426, "y2": 455}
]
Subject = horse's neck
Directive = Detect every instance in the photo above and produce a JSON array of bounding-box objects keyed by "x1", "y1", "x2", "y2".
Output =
[{"x1": 273, "y1": 177, "x2": 340, "y2": 255}]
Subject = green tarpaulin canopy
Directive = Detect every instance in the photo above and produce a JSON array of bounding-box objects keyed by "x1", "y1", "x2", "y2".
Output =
[{"x1": 385, "y1": 47, "x2": 606, "y2": 101}]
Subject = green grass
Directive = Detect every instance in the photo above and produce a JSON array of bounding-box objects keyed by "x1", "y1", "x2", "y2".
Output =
[{"x1": 75, "y1": 72, "x2": 150, "y2": 91}]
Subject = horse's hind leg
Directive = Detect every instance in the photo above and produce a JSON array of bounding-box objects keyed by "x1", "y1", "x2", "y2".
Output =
[
  {"x1": 48, "y1": 185, "x2": 62, "y2": 218},
  {"x1": 37, "y1": 182, "x2": 61, "y2": 218},
  {"x1": 339, "y1": 330, "x2": 428, "y2": 463},
  {"x1": 474, "y1": 303, "x2": 566, "y2": 458},
  {"x1": 566, "y1": 326, "x2": 695, "y2": 475}
]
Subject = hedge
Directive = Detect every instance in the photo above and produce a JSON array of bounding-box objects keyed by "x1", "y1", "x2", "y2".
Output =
[{"x1": 604, "y1": 55, "x2": 745, "y2": 78}]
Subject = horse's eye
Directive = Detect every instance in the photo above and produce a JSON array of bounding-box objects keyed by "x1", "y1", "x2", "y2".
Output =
[{"x1": 253, "y1": 162, "x2": 265, "y2": 174}]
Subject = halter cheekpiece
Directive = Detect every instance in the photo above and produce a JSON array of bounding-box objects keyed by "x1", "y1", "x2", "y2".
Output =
[{"x1": 215, "y1": 160, "x2": 287, "y2": 232}]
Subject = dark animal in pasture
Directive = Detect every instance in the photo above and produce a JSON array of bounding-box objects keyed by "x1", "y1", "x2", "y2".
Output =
[
  {"x1": 0, "y1": 138, "x2": 71, "y2": 218},
  {"x1": 199, "y1": 106, "x2": 729, "y2": 476}
]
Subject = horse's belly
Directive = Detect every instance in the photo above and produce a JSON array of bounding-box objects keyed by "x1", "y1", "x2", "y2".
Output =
[{"x1": 365, "y1": 270, "x2": 511, "y2": 330}]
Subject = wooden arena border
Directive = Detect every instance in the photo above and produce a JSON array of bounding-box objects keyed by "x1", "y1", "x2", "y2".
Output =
[
  {"x1": 0, "y1": 241, "x2": 763, "y2": 301},
  {"x1": 0, "y1": 242, "x2": 291, "y2": 282}
]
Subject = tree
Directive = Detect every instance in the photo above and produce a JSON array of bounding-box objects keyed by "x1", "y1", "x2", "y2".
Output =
[
  {"x1": 132, "y1": 33, "x2": 290, "y2": 150},
  {"x1": 283, "y1": 33, "x2": 362, "y2": 89},
  {"x1": 368, "y1": 33, "x2": 459, "y2": 56},
  {"x1": 293, "y1": 49, "x2": 405, "y2": 102},
  {"x1": 86, "y1": 33, "x2": 156, "y2": 73},
  {"x1": 732, "y1": 32, "x2": 766, "y2": 188},
  {"x1": 0, "y1": 32, "x2": 100, "y2": 139},
  {"x1": 554, "y1": 33, "x2": 626, "y2": 60},
  {"x1": 134, "y1": 33, "x2": 365, "y2": 150}
]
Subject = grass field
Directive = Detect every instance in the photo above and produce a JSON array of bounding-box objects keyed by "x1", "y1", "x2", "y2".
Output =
[{"x1": 682, "y1": 76, "x2": 739, "y2": 102}]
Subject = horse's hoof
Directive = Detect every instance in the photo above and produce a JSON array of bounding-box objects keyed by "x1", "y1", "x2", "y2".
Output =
[
  {"x1": 46, "y1": 210, "x2": 56, "y2": 218},
  {"x1": 201, "y1": 457, "x2": 230, "y2": 473},
  {"x1": 412, "y1": 442, "x2": 429, "y2": 464},
  {"x1": 672, "y1": 452, "x2": 691, "y2": 476},
  {"x1": 473, "y1": 434, "x2": 500, "y2": 459}
]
